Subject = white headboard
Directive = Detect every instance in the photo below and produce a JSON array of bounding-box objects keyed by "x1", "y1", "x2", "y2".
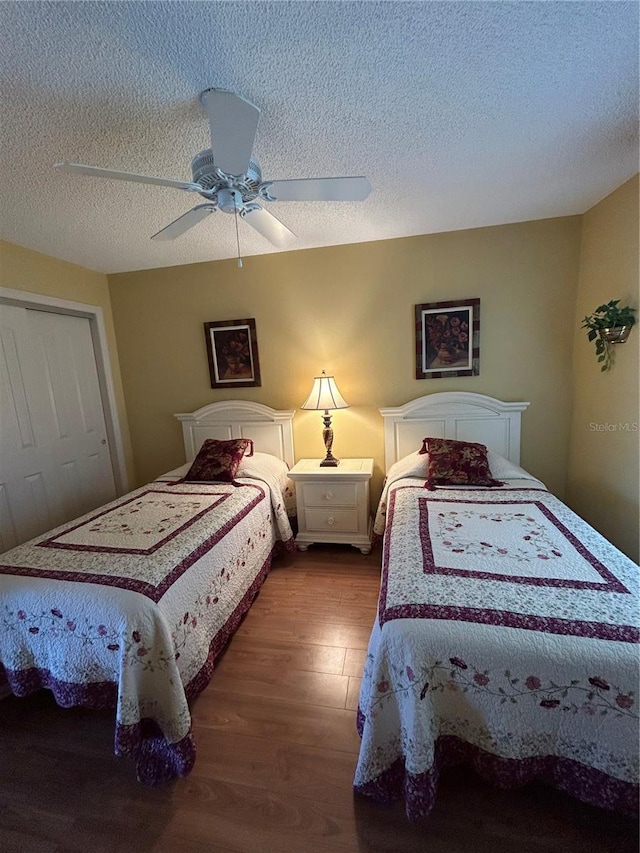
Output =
[
  {"x1": 380, "y1": 392, "x2": 529, "y2": 472},
  {"x1": 175, "y1": 401, "x2": 295, "y2": 467}
]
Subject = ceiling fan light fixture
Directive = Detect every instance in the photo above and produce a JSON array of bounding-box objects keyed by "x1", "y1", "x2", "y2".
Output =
[{"x1": 218, "y1": 187, "x2": 244, "y2": 214}]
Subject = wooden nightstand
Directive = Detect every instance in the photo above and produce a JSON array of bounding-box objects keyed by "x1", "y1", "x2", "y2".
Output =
[{"x1": 288, "y1": 458, "x2": 374, "y2": 554}]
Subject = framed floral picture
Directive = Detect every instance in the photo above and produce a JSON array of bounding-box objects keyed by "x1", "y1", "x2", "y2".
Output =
[
  {"x1": 415, "y1": 299, "x2": 480, "y2": 379},
  {"x1": 204, "y1": 318, "x2": 261, "y2": 388}
]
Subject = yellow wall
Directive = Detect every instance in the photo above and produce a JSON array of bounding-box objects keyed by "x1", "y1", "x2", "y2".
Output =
[
  {"x1": 108, "y1": 216, "x2": 582, "y2": 504},
  {"x1": 5, "y1": 185, "x2": 636, "y2": 559},
  {"x1": 0, "y1": 240, "x2": 135, "y2": 486},
  {"x1": 567, "y1": 176, "x2": 639, "y2": 562}
]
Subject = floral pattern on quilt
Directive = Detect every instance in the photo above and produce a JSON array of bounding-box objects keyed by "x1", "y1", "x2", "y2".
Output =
[
  {"x1": 355, "y1": 477, "x2": 640, "y2": 819},
  {"x1": 85, "y1": 496, "x2": 206, "y2": 538},
  {"x1": 370, "y1": 655, "x2": 637, "y2": 723},
  {"x1": 380, "y1": 486, "x2": 636, "y2": 633},
  {"x1": 433, "y1": 507, "x2": 565, "y2": 561}
]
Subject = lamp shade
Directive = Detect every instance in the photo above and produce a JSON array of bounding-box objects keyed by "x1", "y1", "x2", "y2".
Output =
[{"x1": 301, "y1": 371, "x2": 349, "y2": 411}]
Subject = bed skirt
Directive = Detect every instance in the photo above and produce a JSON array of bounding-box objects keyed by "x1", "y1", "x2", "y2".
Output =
[{"x1": 354, "y1": 708, "x2": 639, "y2": 820}]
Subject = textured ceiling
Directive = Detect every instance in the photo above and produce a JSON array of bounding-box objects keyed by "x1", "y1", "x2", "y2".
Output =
[{"x1": 1, "y1": 1, "x2": 638, "y2": 274}]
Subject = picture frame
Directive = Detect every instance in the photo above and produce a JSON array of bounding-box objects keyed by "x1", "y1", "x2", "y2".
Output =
[
  {"x1": 415, "y1": 299, "x2": 480, "y2": 379},
  {"x1": 204, "y1": 318, "x2": 262, "y2": 388}
]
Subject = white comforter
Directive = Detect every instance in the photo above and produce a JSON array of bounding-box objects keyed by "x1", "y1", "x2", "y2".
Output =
[
  {"x1": 0, "y1": 460, "x2": 294, "y2": 783},
  {"x1": 355, "y1": 458, "x2": 639, "y2": 818}
]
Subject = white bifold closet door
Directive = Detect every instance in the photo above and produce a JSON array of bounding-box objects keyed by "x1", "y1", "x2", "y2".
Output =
[{"x1": 0, "y1": 305, "x2": 116, "y2": 552}]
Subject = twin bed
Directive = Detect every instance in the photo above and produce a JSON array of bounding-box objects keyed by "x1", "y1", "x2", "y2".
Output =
[
  {"x1": 0, "y1": 401, "x2": 296, "y2": 783},
  {"x1": 353, "y1": 392, "x2": 639, "y2": 819},
  {"x1": 1, "y1": 392, "x2": 638, "y2": 820}
]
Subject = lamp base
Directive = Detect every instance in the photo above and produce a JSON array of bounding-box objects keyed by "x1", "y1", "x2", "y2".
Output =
[
  {"x1": 319, "y1": 455, "x2": 340, "y2": 467},
  {"x1": 320, "y1": 414, "x2": 339, "y2": 466}
]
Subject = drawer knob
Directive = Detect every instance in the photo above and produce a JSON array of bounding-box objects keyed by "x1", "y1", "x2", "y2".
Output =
[
  {"x1": 327, "y1": 516, "x2": 335, "y2": 525},
  {"x1": 324, "y1": 491, "x2": 333, "y2": 501}
]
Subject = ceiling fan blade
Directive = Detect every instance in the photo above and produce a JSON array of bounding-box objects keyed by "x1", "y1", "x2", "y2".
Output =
[
  {"x1": 241, "y1": 205, "x2": 295, "y2": 247},
  {"x1": 199, "y1": 89, "x2": 260, "y2": 177},
  {"x1": 263, "y1": 176, "x2": 372, "y2": 202},
  {"x1": 54, "y1": 162, "x2": 201, "y2": 192},
  {"x1": 151, "y1": 204, "x2": 215, "y2": 241}
]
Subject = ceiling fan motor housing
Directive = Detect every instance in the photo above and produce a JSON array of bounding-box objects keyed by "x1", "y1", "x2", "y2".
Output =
[{"x1": 191, "y1": 149, "x2": 262, "y2": 204}]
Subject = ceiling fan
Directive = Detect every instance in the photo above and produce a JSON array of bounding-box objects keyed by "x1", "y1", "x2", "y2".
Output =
[{"x1": 54, "y1": 89, "x2": 372, "y2": 255}]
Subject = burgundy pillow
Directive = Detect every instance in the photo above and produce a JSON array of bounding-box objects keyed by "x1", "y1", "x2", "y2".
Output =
[
  {"x1": 183, "y1": 438, "x2": 254, "y2": 483},
  {"x1": 419, "y1": 437, "x2": 504, "y2": 489}
]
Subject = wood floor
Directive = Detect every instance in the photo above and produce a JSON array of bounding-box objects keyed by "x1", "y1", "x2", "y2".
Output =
[{"x1": 1, "y1": 545, "x2": 637, "y2": 853}]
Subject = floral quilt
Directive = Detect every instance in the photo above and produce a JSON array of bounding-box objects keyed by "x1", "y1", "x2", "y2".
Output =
[
  {"x1": 355, "y1": 472, "x2": 639, "y2": 819},
  {"x1": 0, "y1": 464, "x2": 294, "y2": 783}
]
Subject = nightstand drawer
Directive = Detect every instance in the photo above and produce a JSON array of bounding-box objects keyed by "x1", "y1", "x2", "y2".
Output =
[
  {"x1": 305, "y1": 508, "x2": 359, "y2": 533},
  {"x1": 302, "y1": 482, "x2": 357, "y2": 507}
]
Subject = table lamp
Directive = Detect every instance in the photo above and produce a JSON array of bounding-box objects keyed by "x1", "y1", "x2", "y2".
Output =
[{"x1": 301, "y1": 370, "x2": 349, "y2": 467}]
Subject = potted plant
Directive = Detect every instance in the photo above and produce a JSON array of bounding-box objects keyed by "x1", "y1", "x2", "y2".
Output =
[{"x1": 581, "y1": 300, "x2": 636, "y2": 371}]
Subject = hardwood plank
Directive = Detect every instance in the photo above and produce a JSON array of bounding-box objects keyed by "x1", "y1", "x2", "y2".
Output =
[
  {"x1": 345, "y1": 676, "x2": 362, "y2": 711},
  {"x1": 191, "y1": 690, "x2": 362, "y2": 754},
  {"x1": 343, "y1": 647, "x2": 367, "y2": 677},
  {"x1": 219, "y1": 634, "x2": 346, "y2": 674},
  {"x1": 238, "y1": 612, "x2": 373, "y2": 649},
  {"x1": 207, "y1": 661, "x2": 349, "y2": 709},
  {"x1": 250, "y1": 591, "x2": 343, "y2": 612},
  {"x1": 339, "y1": 591, "x2": 380, "y2": 608},
  {"x1": 247, "y1": 599, "x2": 376, "y2": 627},
  {"x1": 191, "y1": 730, "x2": 359, "y2": 807},
  {"x1": 157, "y1": 778, "x2": 363, "y2": 853},
  {"x1": 256, "y1": 585, "x2": 343, "y2": 604},
  {"x1": 1, "y1": 829, "x2": 58, "y2": 853},
  {"x1": 272, "y1": 550, "x2": 381, "y2": 578}
]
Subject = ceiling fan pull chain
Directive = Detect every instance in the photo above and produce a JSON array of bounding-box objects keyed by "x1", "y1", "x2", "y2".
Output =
[{"x1": 233, "y1": 193, "x2": 243, "y2": 268}]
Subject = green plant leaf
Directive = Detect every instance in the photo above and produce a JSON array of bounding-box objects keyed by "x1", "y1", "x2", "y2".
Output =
[{"x1": 583, "y1": 300, "x2": 635, "y2": 369}]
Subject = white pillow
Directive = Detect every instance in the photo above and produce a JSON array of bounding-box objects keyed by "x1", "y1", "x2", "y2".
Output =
[
  {"x1": 237, "y1": 452, "x2": 296, "y2": 516},
  {"x1": 486, "y1": 450, "x2": 540, "y2": 482},
  {"x1": 384, "y1": 450, "x2": 430, "y2": 486},
  {"x1": 157, "y1": 462, "x2": 191, "y2": 480},
  {"x1": 237, "y1": 451, "x2": 289, "y2": 479}
]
